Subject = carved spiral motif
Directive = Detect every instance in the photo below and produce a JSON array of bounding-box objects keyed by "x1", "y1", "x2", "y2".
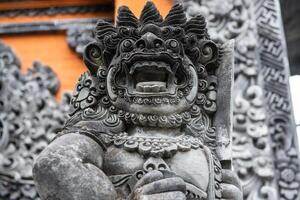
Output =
[
  {"x1": 88, "y1": 45, "x2": 101, "y2": 61},
  {"x1": 100, "y1": 96, "x2": 111, "y2": 107},
  {"x1": 198, "y1": 79, "x2": 208, "y2": 91},
  {"x1": 70, "y1": 72, "x2": 102, "y2": 114},
  {"x1": 97, "y1": 66, "x2": 107, "y2": 80},
  {"x1": 82, "y1": 105, "x2": 107, "y2": 119}
]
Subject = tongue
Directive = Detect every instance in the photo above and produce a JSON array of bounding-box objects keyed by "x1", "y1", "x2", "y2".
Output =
[{"x1": 136, "y1": 81, "x2": 166, "y2": 92}]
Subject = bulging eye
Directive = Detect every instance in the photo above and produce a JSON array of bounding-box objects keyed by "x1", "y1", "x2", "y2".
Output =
[
  {"x1": 154, "y1": 39, "x2": 163, "y2": 48},
  {"x1": 120, "y1": 39, "x2": 134, "y2": 52},
  {"x1": 166, "y1": 39, "x2": 180, "y2": 53}
]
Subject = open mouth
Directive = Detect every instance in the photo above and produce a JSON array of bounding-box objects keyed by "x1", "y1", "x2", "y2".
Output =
[
  {"x1": 119, "y1": 53, "x2": 183, "y2": 95},
  {"x1": 130, "y1": 61, "x2": 171, "y2": 93}
]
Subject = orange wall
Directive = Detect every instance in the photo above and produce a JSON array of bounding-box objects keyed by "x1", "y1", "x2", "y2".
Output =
[
  {"x1": 0, "y1": 0, "x2": 112, "y2": 10},
  {"x1": 1, "y1": 0, "x2": 173, "y2": 99},
  {"x1": 0, "y1": 11, "x2": 112, "y2": 99},
  {"x1": 0, "y1": 12, "x2": 112, "y2": 24}
]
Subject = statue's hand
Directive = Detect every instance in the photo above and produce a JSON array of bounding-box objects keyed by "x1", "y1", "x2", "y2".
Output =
[
  {"x1": 128, "y1": 170, "x2": 186, "y2": 200},
  {"x1": 221, "y1": 169, "x2": 243, "y2": 200}
]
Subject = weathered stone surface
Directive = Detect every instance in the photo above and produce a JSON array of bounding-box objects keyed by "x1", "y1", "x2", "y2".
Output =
[
  {"x1": 33, "y1": 2, "x2": 242, "y2": 200},
  {"x1": 33, "y1": 133, "x2": 117, "y2": 200},
  {"x1": 280, "y1": 0, "x2": 300, "y2": 75}
]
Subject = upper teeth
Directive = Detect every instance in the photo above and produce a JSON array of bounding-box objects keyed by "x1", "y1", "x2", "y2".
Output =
[
  {"x1": 129, "y1": 61, "x2": 172, "y2": 75},
  {"x1": 136, "y1": 81, "x2": 166, "y2": 93}
]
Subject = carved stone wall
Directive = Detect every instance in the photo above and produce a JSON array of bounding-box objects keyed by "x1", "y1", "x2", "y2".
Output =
[
  {"x1": 0, "y1": 41, "x2": 71, "y2": 199},
  {"x1": 255, "y1": 0, "x2": 300, "y2": 199},
  {"x1": 182, "y1": 0, "x2": 300, "y2": 199}
]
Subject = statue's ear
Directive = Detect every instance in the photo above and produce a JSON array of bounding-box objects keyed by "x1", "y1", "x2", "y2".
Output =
[
  {"x1": 83, "y1": 42, "x2": 105, "y2": 76},
  {"x1": 198, "y1": 40, "x2": 219, "y2": 67}
]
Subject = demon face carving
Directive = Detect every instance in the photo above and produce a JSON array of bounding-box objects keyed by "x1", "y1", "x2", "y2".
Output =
[
  {"x1": 33, "y1": 2, "x2": 242, "y2": 200},
  {"x1": 82, "y1": 3, "x2": 219, "y2": 128},
  {"x1": 108, "y1": 24, "x2": 196, "y2": 116}
]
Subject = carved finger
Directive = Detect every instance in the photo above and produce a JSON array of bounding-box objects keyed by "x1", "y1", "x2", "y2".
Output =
[
  {"x1": 221, "y1": 169, "x2": 242, "y2": 190},
  {"x1": 140, "y1": 191, "x2": 186, "y2": 200},
  {"x1": 134, "y1": 170, "x2": 164, "y2": 189},
  {"x1": 141, "y1": 177, "x2": 186, "y2": 195},
  {"x1": 221, "y1": 183, "x2": 243, "y2": 200}
]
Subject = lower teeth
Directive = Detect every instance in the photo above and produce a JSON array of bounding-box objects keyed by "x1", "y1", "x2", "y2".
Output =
[{"x1": 136, "y1": 81, "x2": 166, "y2": 92}]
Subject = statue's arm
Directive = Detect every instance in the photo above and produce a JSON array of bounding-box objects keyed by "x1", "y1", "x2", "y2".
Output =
[{"x1": 33, "y1": 133, "x2": 117, "y2": 200}]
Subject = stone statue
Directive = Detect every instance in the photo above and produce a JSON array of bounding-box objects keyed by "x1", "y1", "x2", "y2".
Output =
[{"x1": 32, "y1": 2, "x2": 242, "y2": 200}]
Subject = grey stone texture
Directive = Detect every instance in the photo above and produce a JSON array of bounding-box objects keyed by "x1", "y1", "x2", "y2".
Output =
[
  {"x1": 182, "y1": 0, "x2": 300, "y2": 199},
  {"x1": 33, "y1": 2, "x2": 242, "y2": 200}
]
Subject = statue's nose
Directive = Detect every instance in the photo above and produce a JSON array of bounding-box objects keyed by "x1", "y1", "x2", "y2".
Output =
[
  {"x1": 136, "y1": 32, "x2": 164, "y2": 50},
  {"x1": 143, "y1": 157, "x2": 170, "y2": 172}
]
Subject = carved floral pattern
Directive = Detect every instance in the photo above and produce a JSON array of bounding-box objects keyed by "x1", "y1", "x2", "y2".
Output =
[
  {"x1": 183, "y1": 0, "x2": 300, "y2": 199},
  {"x1": 183, "y1": 1, "x2": 276, "y2": 197},
  {"x1": 101, "y1": 132, "x2": 205, "y2": 158}
]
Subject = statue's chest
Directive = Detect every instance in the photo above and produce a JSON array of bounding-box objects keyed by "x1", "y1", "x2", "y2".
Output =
[{"x1": 102, "y1": 134, "x2": 212, "y2": 194}]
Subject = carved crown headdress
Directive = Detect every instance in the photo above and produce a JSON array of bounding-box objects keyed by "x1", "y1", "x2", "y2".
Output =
[{"x1": 83, "y1": 2, "x2": 219, "y2": 76}]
